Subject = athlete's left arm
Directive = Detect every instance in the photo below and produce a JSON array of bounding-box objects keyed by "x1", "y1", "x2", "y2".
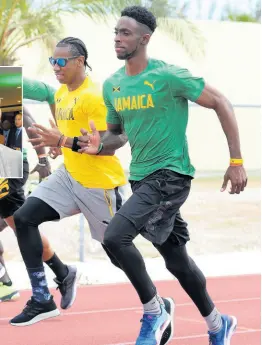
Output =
[
  {"x1": 75, "y1": 87, "x2": 128, "y2": 155},
  {"x1": 76, "y1": 81, "x2": 128, "y2": 155},
  {"x1": 194, "y1": 84, "x2": 247, "y2": 194},
  {"x1": 77, "y1": 123, "x2": 127, "y2": 155},
  {"x1": 100, "y1": 125, "x2": 128, "y2": 153},
  {"x1": 23, "y1": 106, "x2": 51, "y2": 179}
]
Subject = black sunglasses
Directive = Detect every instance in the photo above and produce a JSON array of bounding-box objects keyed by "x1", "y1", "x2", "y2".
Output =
[{"x1": 49, "y1": 56, "x2": 80, "y2": 67}]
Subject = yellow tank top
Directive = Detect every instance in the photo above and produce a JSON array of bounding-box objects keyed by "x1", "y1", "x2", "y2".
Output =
[{"x1": 55, "y1": 77, "x2": 126, "y2": 189}]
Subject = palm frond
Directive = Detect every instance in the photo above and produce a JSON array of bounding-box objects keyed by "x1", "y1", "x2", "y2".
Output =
[
  {"x1": 0, "y1": 0, "x2": 20, "y2": 49},
  {"x1": 0, "y1": 0, "x2": 206, "y2": 65},
  {"x1": 157, "y1": 16, "x2": 206, "y2": 60},
  {"x1": 0, "y1": 0, "x2": 63, "y2": 65},
  {"x1": 2, "y1": 30, "x2": 25, "y2": 58},
  {"x1": 47, "y1": 0, "x2": 142, "y2": 21},
  {"x1": 9, "y1": 34, "x2": 49, "y2": 55}
]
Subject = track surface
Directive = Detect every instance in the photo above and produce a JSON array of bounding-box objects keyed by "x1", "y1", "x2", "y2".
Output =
[{"x1": 0, "y1": 274, "x2": 260, "y2": 345}]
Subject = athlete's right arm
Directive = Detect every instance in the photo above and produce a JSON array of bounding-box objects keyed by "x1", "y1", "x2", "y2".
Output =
[{"x1": 23, "y1": 78, "x2": 56, "y2": 104}]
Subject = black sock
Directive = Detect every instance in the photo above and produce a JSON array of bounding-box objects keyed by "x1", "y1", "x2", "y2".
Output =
[{"x1": 45, "y1": 253, "x2": 68, "y2": 281}]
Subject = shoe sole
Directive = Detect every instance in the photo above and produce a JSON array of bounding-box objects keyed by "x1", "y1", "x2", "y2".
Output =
[
  {"x1": 226, "y1": 316, "x2": 238, "y2": 345},
  {"x1": 160, "y1": 297, "x2": 175, "y2": 345},
  {"x1": 0, "y1": 291, "x2": 20, "y2": 302},
  {"x1": 10, "y1": 308, "x2": 60, "y2": 327},
  {"x1": 157, "y1": 314, "x2": 172, "y2": 345},
  {"x1": 61, "y1": 267, "x2": 78, "y2": 310}
]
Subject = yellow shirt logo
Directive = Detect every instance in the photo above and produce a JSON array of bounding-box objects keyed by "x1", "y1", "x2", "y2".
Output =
[{"x1": 144, "y1": 80, "x2": 156, "y2": 90}]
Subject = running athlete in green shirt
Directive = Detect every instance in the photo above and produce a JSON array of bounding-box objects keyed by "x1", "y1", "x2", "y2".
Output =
[
  {"x1": 78, "y1": 6, "x2": 247, "y2": 345},
  {"x1": 104, "y1": 60, "x2": 203, "y2": 180}
]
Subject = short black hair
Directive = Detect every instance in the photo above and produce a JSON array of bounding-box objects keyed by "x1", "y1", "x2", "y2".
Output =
[
  {"x1": 121, "y1": 6, "x2": 157, "y2": 33},
  {"x1": 56, "y1": 37, "x2": 92, "y2": 71}
]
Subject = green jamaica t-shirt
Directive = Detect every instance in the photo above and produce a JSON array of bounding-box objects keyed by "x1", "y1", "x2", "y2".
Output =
[{"x1": 103, "y1": 59, "x2": 205, "y2": 181}]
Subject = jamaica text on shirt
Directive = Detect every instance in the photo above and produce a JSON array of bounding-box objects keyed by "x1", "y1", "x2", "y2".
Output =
[
  {"x1": 114, "y1": 94, "x2": 154, "y2": 111},
  {"x1": 56, "y1": 106, "x2": 75, "y2": 120}
]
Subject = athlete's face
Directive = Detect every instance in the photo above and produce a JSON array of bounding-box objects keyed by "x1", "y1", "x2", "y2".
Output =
[
  {"x1": 15, "y1": 114, "x2": 22, "y2": 128},
  {"x1": 114, "y1": 17, "x2": 150, "y2": 60},
  {"x1": 51, "y1": 46, "x2": 84, "y2": 84}
]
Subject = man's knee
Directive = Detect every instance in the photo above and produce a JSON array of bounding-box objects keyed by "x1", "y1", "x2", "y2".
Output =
[
  {"x1": 103, "y1": 224, "x2": 122, "y2": 251},
  {"x1": 13, "y1": 198, "x2": 43, "y2": 231},
  {"x1": 103, "y1": 214, "x2": 136, "y2": 251},
  {"x1": 101, "y1": 244, "x2": 122, "y2": 270},
  {"x1": 164, "y1": 251, "x2": 204, "y2": 283},
  {"x1": 165, "y1": 259, "x2": 185, "y2": 277},
  {"x1": 157, "y1": 243, "x2": 193, "y2": 278},
  {"x1": 13, "y1": 206, "x2": 28, "y2": 231}
]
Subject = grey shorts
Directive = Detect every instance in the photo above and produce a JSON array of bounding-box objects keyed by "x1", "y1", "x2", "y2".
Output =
[{"x1": 29, "y1": 165, "x2": 128, "y2": 243}]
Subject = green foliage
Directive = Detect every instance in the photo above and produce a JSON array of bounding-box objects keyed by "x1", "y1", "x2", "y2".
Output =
[
  {"x1": 0, "y1": 0, "x2": 206, "y2": 66},
  {"x1": 222, "y1": 0, "x2": 261, "y2": 23}
]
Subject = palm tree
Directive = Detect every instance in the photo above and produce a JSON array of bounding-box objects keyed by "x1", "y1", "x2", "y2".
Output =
[
  {"x1": 149, "y1": 0, "x2": 206, "y2": 59},
  {"x1": 0, "y1": 0, "x2": 206, "y2": 66},
  {"x1": 221, "y1": 0, "x2": 261, "y2": 23}
]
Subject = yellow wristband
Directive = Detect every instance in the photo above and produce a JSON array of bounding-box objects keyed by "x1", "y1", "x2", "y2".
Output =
[{"x1": 230, "y1": 158, "x2": 243, "y2": 165}]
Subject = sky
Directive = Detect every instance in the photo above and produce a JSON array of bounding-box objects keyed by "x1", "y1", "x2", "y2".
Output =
[
  {"x1": 33, "y1": 0, "x2": 257, "y2": 20},
  {"x1": 172, "y1": 0, "x2": 257, "y2": 20}
]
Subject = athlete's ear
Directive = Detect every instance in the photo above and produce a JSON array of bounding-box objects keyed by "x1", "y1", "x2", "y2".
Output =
[
  {"x1": 77, "y1": 56, "x2": 85, "y2": 67},
  {"x1": 141, "y1": 34, "x2": 150, "y2": 45}
]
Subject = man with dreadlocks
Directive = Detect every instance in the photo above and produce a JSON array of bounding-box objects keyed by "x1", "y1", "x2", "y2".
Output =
[{"x1": 10, "y1": 37, "x2": 128, "y2": 326}]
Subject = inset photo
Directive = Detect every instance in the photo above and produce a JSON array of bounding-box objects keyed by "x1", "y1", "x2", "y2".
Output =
[{"x1": 0, "y1": 66, "x2": 22, "y2": 178}]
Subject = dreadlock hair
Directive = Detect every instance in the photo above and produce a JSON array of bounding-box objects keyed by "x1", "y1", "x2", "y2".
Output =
[
  {"x1": 56, "y1": 37, "x2": 92, "y2": 71},
  {"x1": 121, "y1": 6, "x2": 157, "y2": 34}
]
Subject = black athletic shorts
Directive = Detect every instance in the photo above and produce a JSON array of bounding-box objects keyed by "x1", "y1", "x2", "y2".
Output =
[
  {"x1": 0, "y1": 160, "x2": 29, "y2": 219},
  {"x1": 117, "y1": 169, "x2": 192, "y2": 245}
]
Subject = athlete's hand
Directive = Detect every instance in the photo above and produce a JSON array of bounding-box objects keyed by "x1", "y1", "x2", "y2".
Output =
[
  {"x1": 48, "y1": 147, "x2": 62, "y2": 159},
  {"x1": 28, "y1": 119, "x2": 62, "y2": 148},
  {"x1": 221, "y1": 165, "x2": 247, "y2": 194},
  {"x1": 30, "y1": 159, "x2": 51, "y2": 182},
  {"x1": 77, "y1": 120, "x2": 101, "y2": 155}
]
